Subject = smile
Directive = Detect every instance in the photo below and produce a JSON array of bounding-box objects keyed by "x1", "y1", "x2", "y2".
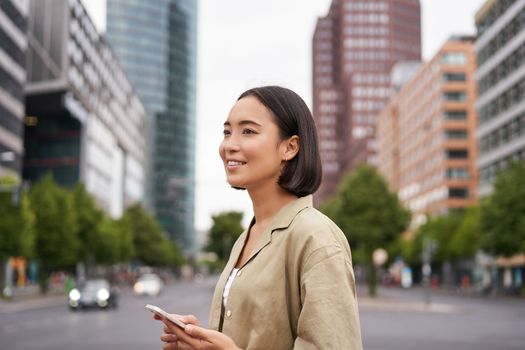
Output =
[{"x1": 227, "y1": 160, "x2": 246, "y2": 166}]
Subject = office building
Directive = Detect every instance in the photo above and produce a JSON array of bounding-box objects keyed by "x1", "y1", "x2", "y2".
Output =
[
  {"x1": 312, "y1": 0, "x2": 421, "y2": 204},
  {"x1": 106, "y1": 0, "x2": 197, "y2": 251},
  {"x1": 475, "y1": 0, "x2": 525, "y2": 196},
  {"x1": 377, "y1": 37, "x2": 478, "y2": 227},
  {"x1": 24, "y1": 0, "x2": 147, "y2": 217},
  {"x1": 0, "y1": 0, "x2": 28, "y2": 177}
]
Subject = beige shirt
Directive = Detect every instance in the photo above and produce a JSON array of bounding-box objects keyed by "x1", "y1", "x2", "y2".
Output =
[{"x1": 208, "y1": 195, "x2": 363, "y2": 350}]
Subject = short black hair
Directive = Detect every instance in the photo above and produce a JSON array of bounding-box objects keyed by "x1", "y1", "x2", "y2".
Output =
[{"x1": 238, "y1": 86, "x2": 322, "y2": 197}]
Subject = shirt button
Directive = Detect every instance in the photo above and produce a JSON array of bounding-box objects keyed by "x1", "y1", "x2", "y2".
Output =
[
  {"x1": 226, "y1": 310, "x2": 232, "y2": 317},
  {"x1": 237, "y1": 270, "x2": 242, "y2": 277}
]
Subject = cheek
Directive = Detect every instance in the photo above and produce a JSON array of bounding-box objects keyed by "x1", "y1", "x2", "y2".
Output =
[{"x1": 218, "y1": 142, "x2": 226, "y2": 161}]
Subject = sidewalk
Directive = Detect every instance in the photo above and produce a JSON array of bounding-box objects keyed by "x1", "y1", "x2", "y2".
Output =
[
  {"x1": 356, "y1": 286, "x2": 462, "y2": 314},
  {"x1": 0, "y1": 284, "x2": 66, "y2": 314}
]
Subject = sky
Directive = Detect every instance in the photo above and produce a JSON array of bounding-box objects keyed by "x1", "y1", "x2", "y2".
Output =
[{"x1": 82, "y1": 0, "x2": 487, "y2": 231}]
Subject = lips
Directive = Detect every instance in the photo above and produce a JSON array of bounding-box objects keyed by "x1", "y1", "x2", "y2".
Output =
[{"x1": 226, "y1": 160, "x2": 246, "y2": 166}]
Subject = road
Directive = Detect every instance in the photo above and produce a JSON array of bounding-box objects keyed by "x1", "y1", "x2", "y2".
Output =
[
  {"x1": 1, "y1": 278, "x2": 524, "y2": 350},
  {"x1": 359, "y1": 287, "x2": 525, "y2": 350},
  {"x1": 0, "y1": 277, "x2": 216, "y2": 350}
]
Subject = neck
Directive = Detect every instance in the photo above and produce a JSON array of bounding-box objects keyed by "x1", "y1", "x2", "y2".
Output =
[{"x1": 247, "y1": 183, "x2": 298, "y2": 227}]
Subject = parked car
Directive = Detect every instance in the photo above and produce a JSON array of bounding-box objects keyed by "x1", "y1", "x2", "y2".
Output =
[
  {"x1": 133, "y1": 273, "x2": 164, "y2": 296},
  {"x1": 69, "y1": 279, "x2": 118, "y2": 310}
]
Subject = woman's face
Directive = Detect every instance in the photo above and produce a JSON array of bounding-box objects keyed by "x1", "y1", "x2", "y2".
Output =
[{"x1": 219, "y1": 96, "x2": 289, "y2": 191}]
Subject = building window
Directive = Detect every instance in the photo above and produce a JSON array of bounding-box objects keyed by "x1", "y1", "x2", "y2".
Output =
[
  {"x1": 446, "y1": 149, "x2": 468, "y2": 159},
  {"x1": 443, "y1": 92, "x2": 467, "y2": 101},
  {"x1": 449, "y1": 187, "x2": 469, "y2": 198},
  {"x1": 478, "y1": 42, "x2": 525, "y2": 95},
  {"x1": 441, "y1": 52, "x2": 467, "y2": 65},
  {"x1": 443, "y1": 73, "x2": 466, "y2": 82},
  {"x1": 444, "y1": 110, "x2": 467, "y2": 120},
  {"x1": 446, "y1": 168, "x2": 470, "y2": 179},
  {"x1": 476, "y1": 0, "x2": 516, "y2": 36},
  {"x1": 477, "y1": 7, "x2": 525, "y2": 66},
  {"x1": 445, "y1": 129, "x2": 468, "y2": 139},
  {"x1": 479, "y1": 79, "x2": 525, "y2": 124}
]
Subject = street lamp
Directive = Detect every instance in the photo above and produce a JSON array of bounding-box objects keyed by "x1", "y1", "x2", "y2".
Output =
[{"x1": 422, "y1": 238, "x2": 438, "y2": 305}]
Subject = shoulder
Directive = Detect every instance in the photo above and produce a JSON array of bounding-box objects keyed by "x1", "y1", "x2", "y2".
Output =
[
  {"x1": 286, "y1": 207, "x2": 351, "y2": 261},
  {"x1": 290, "y1": 207, "x2": 343, "y2": 241}
]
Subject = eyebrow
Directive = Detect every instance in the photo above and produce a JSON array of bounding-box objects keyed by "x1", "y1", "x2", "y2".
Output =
[{"x1": 223, "y1": 120, "x2": 262, "y2": 127}]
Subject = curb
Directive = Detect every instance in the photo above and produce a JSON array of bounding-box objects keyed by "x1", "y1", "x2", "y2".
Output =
[{"x1": 0, "y1": 294, "x2": 66, "y2": 314}]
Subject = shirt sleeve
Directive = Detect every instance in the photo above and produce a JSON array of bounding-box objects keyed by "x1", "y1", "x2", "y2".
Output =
[{"x1": 293, "y1": 245, "x2": 363, "y2": 350}]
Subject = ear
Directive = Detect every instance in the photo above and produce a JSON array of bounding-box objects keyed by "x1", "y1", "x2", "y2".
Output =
[{"x1": 282, "y1": 135, "x2": 299, "y2": 161}]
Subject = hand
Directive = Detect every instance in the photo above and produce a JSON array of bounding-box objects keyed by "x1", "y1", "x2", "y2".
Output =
[
  {"x1": 156, "y1": 314, "x2": 241, "y2": 350},
  {"x1": 155, "y1": 314, "x2": 201, "y2": 350}
]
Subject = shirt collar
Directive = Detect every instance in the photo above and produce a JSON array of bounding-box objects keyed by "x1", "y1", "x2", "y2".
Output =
[
  {"x1": 230, "y1": 195, "x2": 313, "y2": 269},
  {"x1": 266, "y1": 194, "x2": 313, "y2": 233}
]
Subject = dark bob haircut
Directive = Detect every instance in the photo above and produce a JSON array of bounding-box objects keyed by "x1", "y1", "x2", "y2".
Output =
[{"x1": 237, "y1": 86, "x2": 322, "y2": 197}]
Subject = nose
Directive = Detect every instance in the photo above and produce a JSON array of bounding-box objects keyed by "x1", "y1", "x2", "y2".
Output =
[{"x1": 221, "y1": 134, "x2": 241, "y2": 153}]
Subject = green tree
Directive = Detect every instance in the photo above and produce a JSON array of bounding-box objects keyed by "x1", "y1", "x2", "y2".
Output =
[
  {"x1": 323, "y1": 165, "x2": 410, "y2": 296},
  {"x1": 91, "y1": 217, "x2": 124, "y2": 265},
  {"x1": 122, "y1": 204, "x2": 183, "y2": 267},
  {"x1": 481, "y1": 162, "x2": 525, "y2": 256},
  {"x1": 406, "y1": 214, "x2": 462, "y2": 268},
  {"x1": 72, "y1": 183, "x2": 104, "y2": 266},
  {"x1": 205, "y1": 211, "x2": 244, "y2": 265},
  {"x1": 0, "y1": 176, "x2": 35, "y2": 295},
  {"x1": 0, "y1": 176, "x2": 35, "y2": 260},
  {"x1": 30, "y1": 174, "x2": 79, "y2": 293},
  {"x1": 449, "y1": 206, "x2": 482, "y2": 260}
]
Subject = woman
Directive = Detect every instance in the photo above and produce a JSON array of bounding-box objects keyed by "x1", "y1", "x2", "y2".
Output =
[{"x1": 156, "y1": 86, "x2": 363, "y2": 349}]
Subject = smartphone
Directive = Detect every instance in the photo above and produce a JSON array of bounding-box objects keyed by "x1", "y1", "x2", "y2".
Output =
[{"x1": 146, "y1": 304, "x2": 187, "y2": 329}]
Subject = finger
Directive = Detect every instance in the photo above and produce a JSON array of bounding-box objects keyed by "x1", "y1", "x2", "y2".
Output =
[
  {"x1": 179, "y1": 314, "x2": 200, "y2": 326},
  {"x1": 177, "y1": 341, "x2": 195, "y2": 350},
  {"x1": 184, "y1": 324, "x2": 213, "y2": 340},
  {"x1": 164, "y1": 323, "x2": 209, "y2": 349},
  {"x1": 162, "y1": 341, "x2": 178, "y2": 350},
  {"x1": 153, "y1": 314, "x2": 163, "y2": 321},
  {"x1": 163, "y1": 319, "x2": 190, "y2": 339},
  {"x1": 160, "y1": 333, "x2": 178, "y2": 342},
  {"x1": 164, "y1": 325, "x2": 175, "y2": 334}
]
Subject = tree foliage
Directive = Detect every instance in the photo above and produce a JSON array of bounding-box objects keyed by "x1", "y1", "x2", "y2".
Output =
[
  {"x1": 449, "y1": 206, "x2": 482, "y2": 260},
  {"x1": 481, "y1": 162, "x2": 525, "y2": 256},
  {"x1": 321, "y1": 165, "x2": 410, "y2": 296},
  {"x1": 0, "y1": 176, "x2": 35, "y2": 260},
  {"x1": 205, "y1": 211, "x2": 244, "y2": 264},
  {"x1": 30, "y1": 174, "x2": 79, "y2": 292},
  {"x1": 72, "y1": 183, "x2": 104, "y2": 264},
  {"x1": 122, "y1": 204, "x2": 184, "y2": 267}
]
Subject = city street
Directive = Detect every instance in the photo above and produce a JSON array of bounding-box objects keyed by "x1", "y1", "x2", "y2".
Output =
[
  {"x1": 0, "y1": 277, "x2": 216, "y2": 350},
  {"x1": 1, "y1": 277, "x2": 524, "y2": 350}
]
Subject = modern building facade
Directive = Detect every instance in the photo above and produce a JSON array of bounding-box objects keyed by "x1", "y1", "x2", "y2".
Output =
[
  {"x1": 0, "y1": 0, "x2": 28, "y2": 178},
  {"x1": 312, "y1": 0, "x2": 421, "y2": 204},
  {"x1": 475, "y1": 0, "x2": 525, "y2": 196},
  {"x1": 24, "y1": 0, "x2": 147, "y2": 217},
  {"x1": 106, "y1": 0, "x2": 197, "y2": 252},
  {"x1": 377, "y1": 37, "x2": 478, "y2": 228}
]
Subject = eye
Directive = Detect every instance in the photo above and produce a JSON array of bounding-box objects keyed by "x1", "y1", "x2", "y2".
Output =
[
  {"x1": 223, "y1": 129, "x2": 231, "y2": 136},
  {"x1": 242, "y1": 128, "x2": 257, "y2": 135}
]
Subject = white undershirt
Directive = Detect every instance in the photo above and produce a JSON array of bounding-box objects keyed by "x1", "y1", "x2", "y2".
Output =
[{"x1": 222, "y1": 268, "x2": 239, "y2": 307}]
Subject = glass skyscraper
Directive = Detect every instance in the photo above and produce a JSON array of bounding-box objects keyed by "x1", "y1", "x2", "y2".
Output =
[{"x1": 106, "y1": 0, "x2": 197, "y2": 252}]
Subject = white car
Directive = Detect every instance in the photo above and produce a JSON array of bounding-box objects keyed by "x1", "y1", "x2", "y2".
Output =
[{"x1": 134, "y1": 273, "x2": 164, "y2": 296}]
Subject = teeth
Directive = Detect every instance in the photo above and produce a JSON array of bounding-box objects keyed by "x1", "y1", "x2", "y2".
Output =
[{"x1": 228, "y1": 161, "x2": 245, "y2": 166}]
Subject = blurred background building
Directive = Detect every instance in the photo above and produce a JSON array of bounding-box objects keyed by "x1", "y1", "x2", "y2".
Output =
[
  {"x1": 475, "y1": 0, "x2": 525, "y2": 197},
  {"x1": 23, "y1": 0, "x2": 147, "y2": 217},
  {"x1": 106, "y1": 0, "x2": 197, "y2": 252},
  {"x1": 312, "y1": 0, "x2": 422, "y2": 204},
  {"x1": 0, "y1": 0, "x2": 28, "y2": 178},
  {"x1": 377, "y1": 36, "x2": 478, "y2": 229}
]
